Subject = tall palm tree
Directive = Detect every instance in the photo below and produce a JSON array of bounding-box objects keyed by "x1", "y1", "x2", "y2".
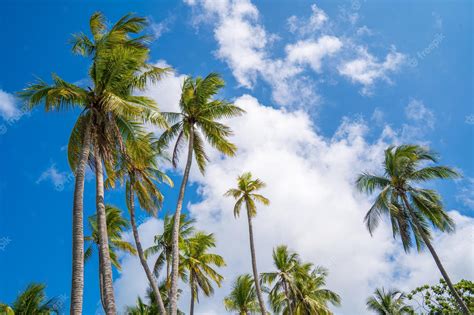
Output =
[
  {"x1": 366, "y1": 288, "x2": 413, "y2": 315},
  {"x1": 109, "y1": 132, "x2": 172, "y2": 314},
  {"x1": 0, "y1": 283, "x2": 62, "y2": 314},
  {"x1": 225, "y1": 172, "x2": 270, "y2": 314},
  {"x1": 159, "y1": 72, "x2": 244, "y2": 314},
  {"x1": 356, "y1": 145, "x2": 468, "y2": 314},
  {"x1": 224, "y1": 274, "x2": 260, "y2": 315},
  {"x1": 22, "y1": 13, "x2": 169, "y2": 314},
  {"x1": 145, "y1": 214, "x2": 196, "y2": 286},
  {"x1": 84, "y1": 205, "x2": 136, "y2": 310},
  {"x1": 181, "y1": 232, "x2": 225, "y2": 315},
  {"x1": 282, "y1": 264, "x2": 340, "y2": 314},
  {"x1": 261, "y1": 245, "x2": 300, "y2": 315}
]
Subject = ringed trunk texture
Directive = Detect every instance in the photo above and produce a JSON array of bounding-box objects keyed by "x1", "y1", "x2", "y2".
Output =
[
  {"x1": 283, "y1": 281, "x2": 293, "y2": 315},
  {"x1": 189, "y1": 275, "x2": 195, "y2": 315},
  {"x1": 99, "y1": 263, "x2": 105, "y2": 311},
  {"x1": 70, "y1": 124, "x2": 91, "y2": 315},
  {"x1": 129, "y1": 189, "x2": 167, "y2": 314},
  {"x1": 94, "y1": 147, "x2": 116, "y2": 314},
  {"x1": 401, "y1": 194, "x2": 469, "y2": 315},
  {"x1": 246, "y1": 209, "x2": 267, "y2": 314},
  {"x1": 169, "y1": 127, "x2": 194, "y2": 315}
]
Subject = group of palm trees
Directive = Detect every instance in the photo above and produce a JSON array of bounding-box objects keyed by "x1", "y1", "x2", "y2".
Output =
[{"x1": 6, "y1": 11, "x2": 469, "y2": 315}]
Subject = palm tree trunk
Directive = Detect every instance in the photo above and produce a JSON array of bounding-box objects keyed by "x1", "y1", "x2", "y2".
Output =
[
  {"x1": 129, "y1": 188, "x2": 167, "y2": 314},
  {"x1": 70, "y1": 124, "x2": 91, "y2": 315},
  {"x1": 246, "y1": 208, "x2": 267, "y2": 314},
  {"x1": 401, "y1": 194, "x2": 469, "y2": 314},
  {"x1": 169, "y1": 127, "x2": 194, "y2": 315},
  {"x1": 99, "y1": 263, "x2": 105, "y2": 311},
  {"x1": 94, "y1": 147, "x2": 116, "y2": 314},
  {"x1": 283, "y1": 281, "x2": 293, "y2": 315},
  {"x1": 189, "y1": 274, "x2": 195, "y2": 315}
]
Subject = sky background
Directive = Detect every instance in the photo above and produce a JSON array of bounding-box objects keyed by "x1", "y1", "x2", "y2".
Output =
[{"x1": 0, "y1": 0, "x2": 473, "y2": 314}]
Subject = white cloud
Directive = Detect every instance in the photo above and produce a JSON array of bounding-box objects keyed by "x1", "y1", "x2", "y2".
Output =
[
  {"x1": 287, "y1": 4, "x2": 328, "y2": 35},
  {"x1": 36, "y1": 164, "x2": 70, "y2": 191},
  {"x1": 338, "y1": 46, "x2": 406, "y2": 95},
  {"x1": 286, "y1": 36, "x2": 343, "y2": 72},
  {"x1": 114, "y1": 94, "x2": 473, "y2": 314},
  {"x1": 457, "y1": 178, "x2": 474, "y2": 210},
  {"x1": 404, "y1": 98, "x2": 435, "y2": 128},
  {"x1": 0, "y1": 89, "x2": 20, "y2": 121}
]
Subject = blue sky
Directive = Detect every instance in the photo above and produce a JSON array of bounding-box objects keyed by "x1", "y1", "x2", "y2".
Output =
[{"x1": 0, "y1": 1, "x2": 472, "y2": 314}]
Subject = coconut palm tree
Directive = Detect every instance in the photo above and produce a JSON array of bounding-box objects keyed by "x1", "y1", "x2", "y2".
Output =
[
  {"x1": 225, "y1": 172, "x2": 270, "y2": 314},
  {"x1": 126, "y1": 285, "x2": 185, "y2": 315},
  {"x1": 84, "y1": 205, "x2": 136, "y2": 310},
  {"x1": 282, "y1": 264, "x2": 340, "y2": 314},
  {"x1": 0, "y1": 283, "x2": 62, "y2": 314},
  {"x1": 366, "y1": 288, "x2": 414, "y2": 315},
  {"x1": 21, "y1": 13, "x2": 169, "y2": 314},
  {"x1": 145, "y1": 214, "x2": 196, "y2": 286},
  {"x1": 224, "y1": 274, "x2": 260, "y2": 315},
  {"x1": 356, "y1": 145, "x2": 468, "y2": 314},
  {"x1": 158, "y1": 72, "x2": 244, "y2": 314},
  {"x1": 181, "y1": 232, "x2": 225, "y2": 314},
  {"x1": 108, "y1": 132, "x2": 172, "y2": 314},
  {"x1": 261, "y1": 245, "x2": 300, "y2": 315}
]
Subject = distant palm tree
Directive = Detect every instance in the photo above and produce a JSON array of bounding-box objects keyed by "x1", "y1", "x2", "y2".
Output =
[
  {"x1": 145, "y1": 214, "x2": 196, "y2": 285},
  {"x1": 261, "y1": 245, "x2": 300, "y2": 315},
  {"x1": 356, "y1": 145, "x2": 468, "y2": 314},
  {"x1": 225, "y1": 172, "x2": 270, "y2": 314},
  {"x1": 109, "y1": 131, "x2": 172, "y2": 314},
  {"x1": 84, "y1": 205, "x2": 136, "y2": 310},
  {"x1": 285, "y1": 264, "x2": 340, "y2": 314},
  {"x1": 0, "y1": 283, "x2": 62, "y2": 314},
  {"x1": 159, "y1": 72, "x2": 244, "y2": 314},
  {"x1": 224, "y1": 274, "x2": 260, "y2": 315},
  {"x1": 366, "y1": 288, "x2": 413, "y2": 315},
  {"x1": 22, "y1": 12, "x2": 169, "y2": 314},
  {"x1": 126, "y1": 285, "x2": 185, "y2": 315},
  {"x1": 181, "y1": 232, "x2": 225, "y2": 314}
]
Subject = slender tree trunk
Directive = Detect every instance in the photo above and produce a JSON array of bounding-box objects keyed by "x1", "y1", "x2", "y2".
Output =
[
  {"x1": 70, "y1": 124, "x2": 91, "y2": 315},
  {"x1": 129, "y1": 188, "x2": 167, "y2": 314},
  {"x1": 94, "y1": 147, "x2": 116, "y2": 314},
  {"x1": 401, "y1": 194, "x2": 469, "y2": 315},
  {"x1": 99, "y1": 263, "x2": 105, "y2": 311},
  {"x1": 283, "y1": 280, "x2": 293, "y2": 315},
  {"x1": 189, "y1": 274, "x2": 195, "y2": 315},
  {"x1": 246, "y1": 208, "x2": 267, "y2": 314},
  {"x1": 169, "y1": 127, "x2": 194, "y2": 315}
]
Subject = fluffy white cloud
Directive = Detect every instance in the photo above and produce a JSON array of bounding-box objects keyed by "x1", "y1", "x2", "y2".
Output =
[
  {"x1": 186, "y1": 0, "x2": 406, "y2": 106},
  {"x1": 114, "y1": 94, "x2": 473, "y2": 314},
  {"x1": 338, "y1": 46, "x2": 406, "y2": 95},
  {"x1": 401, "y1": 99, "x2": 435, "y2": 143},
  {"x1": 286, "y1": 36, "x2": 343, "y2": 72},
  {"x1": 0, "y1": 89, "x2": 20, "y2": 121}
]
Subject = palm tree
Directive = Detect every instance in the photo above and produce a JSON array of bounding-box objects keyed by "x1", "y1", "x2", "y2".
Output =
[
  {"x1": 283, "y1": 264, "x2": 340, "y2": 314},
  {"x1": 22, "y1": 13, "x2": 169, "y2": 314},
  {"x1": 181, "y1": 232, "x2": 225, "y2": 314},
  {"x1": 356, "y1": 145, "x2": 469, "y2": 314},
  {"x1": 224, "y1": 274, "x2": 260, "y2": 315},
  {"x1": 145, "y1": 214, "x2": 196, "y2": 286},
  {"x1": 126, "y1": 285, "x2": 185, "y2": 315},
  {"x1": 0, "y1": 283, "x2": 62, "y2": 314},
  {"x1": 366, "y1": 288, "x2": 413, "y2": 315},
  {"x1": 109, "y1": 132, "x2": 172, "y2": 314},
  {"x1": 225, "y1": 172, "x2": 270, "y2": 314},
  {"x1": 84, "y1": 205, "x2": 136, "y2": 310},
  {"x1": 159, "y1": 72, "x2": 244, "y2": 314},
  {"x1": 261, "y1": 245, "x2": 300, "y2": 315}
]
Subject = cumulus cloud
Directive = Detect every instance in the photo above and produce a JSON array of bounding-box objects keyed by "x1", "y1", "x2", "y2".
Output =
[
  {"x1": 0, "y1": 89, "x2": 21, "y2": 121},
  {"x1": 114, "y1": 94, "x2": 473, "y2": 314},
  {"x1": 338, "y1": 46, "x2": 406, "y2": 95},
  {"x1": 401, "y1": 98, "x2": 435, "y2": 142},
  {"x1": 185, "y1": 0, "x2": 406, "y2": 106}
]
